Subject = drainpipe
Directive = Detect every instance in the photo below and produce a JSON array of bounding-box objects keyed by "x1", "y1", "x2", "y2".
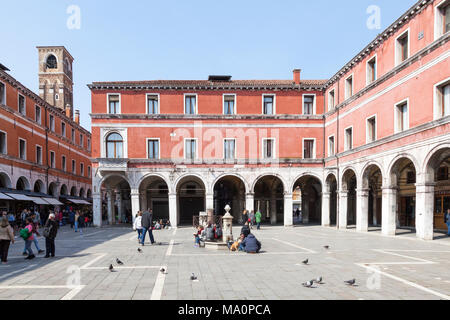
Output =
[
  {"x1": 336, "y1": 80, "x2": 341, "y2": 230},
  {"x1": 45, "y1": 106, "x2": 49, "y2": 194}
]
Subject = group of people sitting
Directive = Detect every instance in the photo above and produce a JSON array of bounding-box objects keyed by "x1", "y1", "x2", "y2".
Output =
[
  {"x1": 228, "y1": 221, "x2": 261, "y2": 254},
  {"x1": 194, "y1": 223, "x2": 222, "y2": 247}
]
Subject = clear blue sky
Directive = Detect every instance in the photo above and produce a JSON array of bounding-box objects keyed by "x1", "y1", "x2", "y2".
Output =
[{"x1": 1, "y1": 0, "x2": 417, "y2": 130}]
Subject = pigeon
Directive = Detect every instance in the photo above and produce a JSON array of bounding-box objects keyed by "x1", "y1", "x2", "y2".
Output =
[
  {"x1": 323, "y1": 245, "x2": 330, "y2": 250},
  {"x1": 160, "y1": 267, "x2": 166, "y2": 273},
  {"x1": 314, "y1": 276, "x2": 323, "y2": 284},
  {"x1": 109, "y1": 264, "x2": 114, "y2": 272},
  {"x1": 345, "y1": 279, "x2": 356, "y2": 286},
  {"x1": 116, "y1": 258, "x2": 124, "y2": 265},
  {"x1": 302, "y1": 281, "x2": 313, "y2": 288},
  {"x1": 137, "y1": 248, "x2": 142, "y2": 253},
  {"x1": 190, "y1": 273, "x2": 197, "y2": 281},
  {"x1": 302, "y1": 259, "x2": 309, "y2": 265}
]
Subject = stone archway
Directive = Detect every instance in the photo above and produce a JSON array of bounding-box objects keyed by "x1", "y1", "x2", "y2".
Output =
[
  {"x1": 213, "y1": 175, "x2": 246, "y2": 222},
  {"x1": 253, "y1": 175, "x2": 284, "y2": 225},
  {"x1": 0, "y1": 172, "x2": 12, "y2": 189},
  {"x1": 324, "y1": 173, "x2": 338, "y2": 227},
  {"x1": 360, "y1": 164, "x2": 383, "y2": 232},
  {"x1": 176, "y1": 175, "x2": 206, "y2": 226},
  {"x1": 292, "y1": 175, "x2": 322, "y2": 225},
  {"x1": 16, "y1": 176, "x2": 31, "y2": 191},
  {"x1": 340, "y1": 169, "x2": 357, "y2": 229},
  {"x1": 100, "y1": 175, "x2": 132, "y2": 225},
  {"x1": 139, "y1": 175, "x2": 170, "y2": 222},
  {"x1": 33, "y1": 180, "x2": 45, "y2": 194}
]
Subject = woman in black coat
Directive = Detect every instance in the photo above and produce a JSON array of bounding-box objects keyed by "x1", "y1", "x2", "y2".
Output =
[{"x1": 44, "y1": 213, "x2": 58, "y2": 258}]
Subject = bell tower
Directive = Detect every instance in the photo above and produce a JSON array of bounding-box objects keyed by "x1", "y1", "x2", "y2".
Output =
[{"x1": 37, "y1": 46, "x2": 74, "y2": 117}]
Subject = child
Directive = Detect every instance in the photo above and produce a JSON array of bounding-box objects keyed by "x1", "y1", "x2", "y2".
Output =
[{"x1": 194, "y1": 226, "x2": 204, "y2": 247}]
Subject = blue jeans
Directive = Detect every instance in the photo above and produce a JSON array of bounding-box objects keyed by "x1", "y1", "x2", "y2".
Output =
[
  {"x1": 74, "y1": 221, "x2": 78, "y2": 232},
  {"x1": 140, "y1": 227, "x2": 155, "y2": 244},
  {"x1": 447, "y1": 221, "x2": 450, "y2": 235},
  {"x1": 137, "y1": 229, "x2": 142, "y2": 240},
  {"x1": 24, "y1": 240, "x2": 33, "y2": 256},
  {"x1": 257, "y1": 222, "x2": 261, "y2": 230},
  {"x1": 23, "y1": 237, "x2": 40, "y2": 253}
]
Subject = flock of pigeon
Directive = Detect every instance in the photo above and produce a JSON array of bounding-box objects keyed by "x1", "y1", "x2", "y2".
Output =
[
  {"x1": 300, "y1": 245, "x2": 357, "y2": 289},
  {"x1": 106, "y1": 244, "x2": 357, "y2": 289}
]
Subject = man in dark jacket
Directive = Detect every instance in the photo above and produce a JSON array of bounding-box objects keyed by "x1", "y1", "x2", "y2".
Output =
[
  {"x1": 240, "y1": 221, "x2": 251, "y2": 238},
  {"x1": 44, "y1": 213, "x2": 58, "y2": 258},
  {"x1": 242, "y1": 210, "x2": 249, "y2": 225},
  {"x1": 241, "y1": 234, "x2": 261, "y2": 253},
  {"x1": 140, "y1": 209, "x2": 155, "y2": 246}
]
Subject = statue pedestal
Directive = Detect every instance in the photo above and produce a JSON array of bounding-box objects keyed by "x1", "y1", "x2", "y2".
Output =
[{"x1": 204, "y1": 241, "x2": 229, "y2": 251}]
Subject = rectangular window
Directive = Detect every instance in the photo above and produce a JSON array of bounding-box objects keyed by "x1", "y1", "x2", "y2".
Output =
[
  {"x1": 445, "y1": 3, "x2": 450, "y2": 33},
  {"x1": 80, "y1": 163, "x2": 84, "y2": 177},
  {"x1": 436, "y1": 82, "x2": 450, "y2": 118},
  {"x1": 436, "y1": 1, "x2": 450, "y2": 39},
  {"x1": 345, "y1": 127, "x2": 353, "y2": 151},
  {"x1": 396, "y1": 31, "x2": 409, "y2": 65},
  {"x1": 0, "y1": 131, "x2": 6, "y2": 154},
  {"x1": 328, "y1": 136, "x2": 335, "y2": 157},
  {"x1": 72, "y1": 160, "x2": 76, "y2": 174},
  {"x1": 18, "y1": 94, "x2": 25, "y2": 115},
  {"x1": 148, "y1": 139, "x2": 160, "y2": 159},
  {"x1": 49, "y1": 115, "x2": 55, "y2": 132},
  {"x1": 185, "y1": 139, "x2": 197, "y2": 160},
  {"x1": 184, "y1": 95, "x2": 197, "y2": 114},
  {"x1": 366, "y1": 116, "x2": 377, "y2": 143},
  {"x1": 303, "y1": 139, "x2": 315, "y2": 159},
  {"x1": 223, "y1": 95, "x2": 236, "y2": 115},
  {"x1": 36, "y1": 145, "x2": 42, "y2": 165},
  {"x1": 147, "y1": 95, "x2": 159, "y2": 114},
  {"x1": 328, "y1": 90, "x2": 335, "y2": 111},
  {"x1": 263, "y1": 139, "x2": 275, "y2": 159},
  {"x1": 224, "y1": 139, "x2": 236, "y2": 160},
  {"x1": 303, "y1": 95, "x2": 315, "y2": 115},
  {"x1": 108, "y1": 94, "x2": 120, "y2": 114},
  {"x1": 35, "y1": 106, "x2": 41, "y2": 124},
  {"x1": 395, "y1": 101, "x2": 409, "y2": 133},
  {"x1": 61, "y1": 122, "x2": 66, "y2": 137},
  {"x1": 87, "y1": 138, "x2": 91, "y2": 151},
  {"x1": 80, "y1": 134, "x2": 83, "y2": 147},
  {"x1": 263, "y1": 95, "x2": 275, "y2": 115},
  {"x1": 367, "y1": 56, "x2": 377, "y2": 85},
  {"x1": 345, "y1": 76, "x2": 353, "y2": 99},
  {"x1": 71, "y1": 129, "x2": 75, "y2": 143},
  {"x1": 0, "y1": 82, "x2": 5, "y2": 105},
  {"x1": 62, "y1": 156, "x2": 66, "y2": 172},
  {"x1": 88, "y1": 166, "x2": 91, "y2": 178},
  {"x1": 19, "y1": 139, "x2": 26, "y2": 160},
  {"x1": 50, "y1": 151, "x2": 55, "y2": 169}
]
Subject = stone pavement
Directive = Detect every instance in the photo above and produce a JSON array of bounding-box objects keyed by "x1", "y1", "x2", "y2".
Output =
[{"x1": 0, "y1": 224, "x2": 449, "y2": 300}]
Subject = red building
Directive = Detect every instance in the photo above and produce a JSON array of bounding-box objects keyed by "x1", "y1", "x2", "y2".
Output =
[
  {"x1": 89, "y1": 0, "x2": 449, "y2": 240},
  {"x1": 0, "y1": 46, "x2": 92, "y2": 213}
]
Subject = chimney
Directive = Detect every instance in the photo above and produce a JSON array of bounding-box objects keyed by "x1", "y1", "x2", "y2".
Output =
[
  {"x1": 293, "y1": 69, "x2": 301, "y2": 85},
  {"x1": 65, "y1": 105, "x2": 71, "y2": 119},
  {"x1": 74, "y1": 110, "x2": 80, "y2": 125}
]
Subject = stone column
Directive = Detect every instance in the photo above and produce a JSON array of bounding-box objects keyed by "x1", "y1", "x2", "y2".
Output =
[
  {"x1": 321, "y1": 192, "x2": 331, "y2": 227},
  {"x1": 415, "y1": 182, "x2": 435, "y2": 240},
  {"x1": 382, "y1": 186, "x2": 397, "y2": 236},
  {"x1": 205, "y1": 193, "x2": 214, "y2": 213},
  {"x1": 284, "y1": 193, "x2": 293, "y2": 227},
  {"x1": 338, "y1": 190, "x2": 348, "y2": 229},
  {"x1": 107, "y1": 190, "x2": 114, "y2": 225},
  {"x1": 93, "y1": 193, "x2": 102, "y2": 227},
  {"x1": 302, "y1": 193, "x2": 310, "y2": 224},
  {"x1": 356, "y1": 188, "x2": 370, "y2": 232},
  {"x1": 270, "y1": 194, "x2": 277, "y2": 225},
  {"x1": 169, "y1": 193, "x2": 178, "y2": 228},
  {"x1": 131, "y1": 189, "x2": 140, "y2": 226},
  {"x1": 116, "y1": 191, "x2": 123, "y2": 223},
  {"x1": 245, "y1": 193, "x2": 254, "y2": 213}
]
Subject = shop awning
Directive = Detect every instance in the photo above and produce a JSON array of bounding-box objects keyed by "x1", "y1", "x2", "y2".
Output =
[
  {"x1": 28, "y1": 197, "x2": 50, "y2": 205},
  {"x1": 68, "y1": 199, "x2": 91, "y2": 205},
  {"x1": 0, "y1": 193, "x2": 13, "y2": 200},
  {"x1": 6, "y1": 193, "x2": 34, "y2": 201},
  {"x1": 42, "y1": 198, "x2": 64, "y2": 206}
]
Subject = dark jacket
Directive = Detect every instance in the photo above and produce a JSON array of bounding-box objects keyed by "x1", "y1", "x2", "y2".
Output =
[
  {"x1": 77, "y1": 215, "x2": 85, "y2": 227},
  {"x1": 241, "y1": 234, "x2": 261, "y2": 253},
  {"x1": 44, "y1": 219, "x2": 58, "y2": 240},
  {"x1": 241, "y1": 225, "x2": 251, "y2": 238},
  {"x1": 141, "y1": 211, "x2": 153, "y2": 229},
  {"x1": 242, "y1": 213, "x2": 248, "y2": 224},
  {"x1": 205, "y1": 226, "x2": 214, "y2": 241}
]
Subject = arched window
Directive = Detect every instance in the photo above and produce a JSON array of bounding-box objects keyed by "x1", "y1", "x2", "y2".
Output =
[
  {"x1": 46, "y1": 55, "x2": 57, "y2": 69},
  {"x1": 106, "y1": 133, "x2": 123, "y2": 159}
]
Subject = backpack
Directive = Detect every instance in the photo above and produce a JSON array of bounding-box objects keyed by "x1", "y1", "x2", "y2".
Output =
[{"x1": 19, "y1": 228, "x2": 31, "y2": 240}]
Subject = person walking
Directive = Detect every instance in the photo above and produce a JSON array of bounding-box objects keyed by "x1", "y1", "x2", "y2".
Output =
[
  {"x1": 77, "y1": 212, "x2": 85, "y2": 235},
  {"x1": 255, "y1": 210, "x2": 262, "y2": 230},
  {"x1": 69, "y1": 209, "x2": 75, "y2": 229},
  {"x1": 249, "y1": 210, "x2": 255, "y2": 229},
  {"x1": 0, "y1": 217, "x2": 15, "y2": 264},
  {"x1": 133, "y1": 211, "x2": 143, "y2": 242},
  {"x1": 22, "y1": 216, "x2": 44, "y2": 255},
  {"x1": 21, "y1": 218, "x2": 35, "y2": 260},
  {"x1": 445, "y1": 209, "x2": 450, "y2": 237},
  {"x1": 43, "y1": 214, "x2": 58, "y2": 258},
  {"x1": 74, "y1": 211, "x2": 80, "y2": 232},
  {"x1": 242, "y1": 210, "x2": 249, "y2": 226},
  {"x1": 140, "y1": 209, "x2": 155, "y2": 246}
]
